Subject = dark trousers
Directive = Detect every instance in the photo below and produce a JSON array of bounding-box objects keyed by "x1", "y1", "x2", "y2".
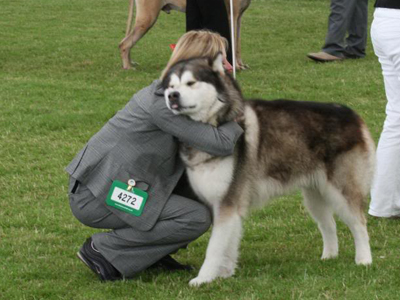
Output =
[
  {"x1": 186, "y1": 0, "x2": 233, "y2": 64},
  {"x1": 323, "y1": 0, "x2": 369, "y2": 58}
]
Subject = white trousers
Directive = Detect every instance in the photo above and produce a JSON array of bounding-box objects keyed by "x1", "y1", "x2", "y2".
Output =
[{"x1": 369, "y1": 8, "x2": 400, "y2": 217}]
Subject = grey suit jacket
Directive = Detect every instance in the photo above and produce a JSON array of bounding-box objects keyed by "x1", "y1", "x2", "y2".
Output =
[{"x1": 66, "y1": 80, "x2": 243, "y2": 231}]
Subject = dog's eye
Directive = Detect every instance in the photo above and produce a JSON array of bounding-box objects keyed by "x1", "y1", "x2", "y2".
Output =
[
  {"x1": 187, "y1": 81, "x2": 196, "y2": 87},
  {"x1": 169, "y1": 85, "x2": 174, "y2": 89}
]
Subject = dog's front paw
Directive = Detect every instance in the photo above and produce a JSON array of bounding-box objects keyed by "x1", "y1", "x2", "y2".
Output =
[
  {"x1": 219, "y1": 266, "x2": 235, "y2": 278},
  {"x1": 188, "y1": 276, "x2": 214, "y2": 287}
]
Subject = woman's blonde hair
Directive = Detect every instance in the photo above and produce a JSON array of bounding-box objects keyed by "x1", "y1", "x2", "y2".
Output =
[{"x1": 161, "y1": 30, "x2": 228, "y2": 79}]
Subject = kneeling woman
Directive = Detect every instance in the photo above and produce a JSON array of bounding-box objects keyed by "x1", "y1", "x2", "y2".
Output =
[{"x1": 66, "y1": 31, "x2": 243, "y2": 281}]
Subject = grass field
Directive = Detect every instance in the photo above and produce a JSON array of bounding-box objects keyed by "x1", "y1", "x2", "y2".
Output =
[{"x1": 1, "y1": 0, "x2": 400, "y2": 299}]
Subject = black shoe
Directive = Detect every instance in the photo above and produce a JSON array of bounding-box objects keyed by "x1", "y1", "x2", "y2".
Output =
[
  {"x1": 343, "y1": 51, "x2": 365, "y2": 59},
  {"x1": 77, "y1": 237, "x2": 122, "y2": 281},
  {"x1": 151, "y1": 255, "x2": 194, "y2": 271}
]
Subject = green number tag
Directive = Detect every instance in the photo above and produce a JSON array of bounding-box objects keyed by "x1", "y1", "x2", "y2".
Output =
[{"x1": 106, "y1": 180, "x2": 148, "y2": 216}]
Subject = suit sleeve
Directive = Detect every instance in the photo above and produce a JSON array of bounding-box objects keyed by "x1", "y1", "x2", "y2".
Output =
[{"x1": 150, "y1": 97, "x2": 243, "y2": 156}]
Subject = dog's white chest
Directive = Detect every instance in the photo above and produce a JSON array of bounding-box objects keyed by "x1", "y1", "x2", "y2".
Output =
[{"x1": 186, "y1": 156, "x2": 235, "y2": 205}]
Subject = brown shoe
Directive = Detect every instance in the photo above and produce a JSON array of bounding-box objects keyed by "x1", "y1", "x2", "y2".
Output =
[{"x1": 307, "y1": 52, "x2": 344, "y2": 63}]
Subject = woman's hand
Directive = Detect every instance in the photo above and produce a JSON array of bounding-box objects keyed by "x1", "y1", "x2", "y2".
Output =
[{"x1": 235, "y1": 112, "x2": 245, "y2": 123}]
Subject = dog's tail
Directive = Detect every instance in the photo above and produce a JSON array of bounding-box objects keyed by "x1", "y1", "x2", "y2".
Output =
[{"x1": 360, "y1": 122, "x2": 376, "y2": 198}]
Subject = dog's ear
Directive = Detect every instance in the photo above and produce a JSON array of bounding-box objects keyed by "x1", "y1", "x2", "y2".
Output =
[{"x1": 210, "y1": 52, "x2": 225, "y2": 75}]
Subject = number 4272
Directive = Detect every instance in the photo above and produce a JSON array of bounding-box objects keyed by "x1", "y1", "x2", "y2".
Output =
[{"x1": 118, "y1": 192, "x2": 137, "y2": 204}]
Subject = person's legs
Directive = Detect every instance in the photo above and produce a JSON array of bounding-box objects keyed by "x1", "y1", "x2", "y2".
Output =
[
  {"x1": 193, "y1": 0, "x2": 233, "y2": 64},
  {"x1": 69, "y1": 176, "x2": 212, "y2": 277},
  {"x1": 322, "y1": 0, "x2": 358, "y2": 57},
  {"x1": 345, "y1": 0, "x2": 369, "y2": 58},
  {"x1": 91, "y1": 193, "x2": 211, "y2": 277},
  {"x1": 69, "y1": 177, "x2": 127, "y2": 229},
  {"x1": 369, "y1": 9, "x2": 400, "y2": 217},
  {"x1": 186, "y1": 0, "x2": 203, "y2": 31}
]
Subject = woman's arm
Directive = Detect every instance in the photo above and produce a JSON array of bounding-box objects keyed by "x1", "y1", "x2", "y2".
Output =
[{"x1": 150, "y1": 96, "x2": 243, "y2": 156}]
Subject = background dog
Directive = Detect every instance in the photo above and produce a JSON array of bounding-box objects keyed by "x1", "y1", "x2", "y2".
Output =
[
  {"x1": 119, "y1": 0, "x2": 251, "y2": 70},
  {"x1": 162, "y1": 54, "x2": 375, "y2": 286}
]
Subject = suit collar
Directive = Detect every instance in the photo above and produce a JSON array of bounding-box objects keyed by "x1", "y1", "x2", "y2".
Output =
[{"x1": 154, "y1": 80, "x2": 164, "y2": 96}]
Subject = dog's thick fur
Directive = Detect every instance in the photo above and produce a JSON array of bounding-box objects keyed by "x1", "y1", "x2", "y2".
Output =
[
  {"x1": 162, "y1": 55, "x2": 375, "y2": 286},
  {"x1": 119, "y1": 0, "x2": 251, "y2": 70}
]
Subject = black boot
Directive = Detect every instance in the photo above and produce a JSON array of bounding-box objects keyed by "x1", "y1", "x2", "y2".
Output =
[
  {"x1": 151, "y1": 255, "x2": 194, "y2": 271},
  {"x1": 77, "y1": 237, "x2": 122, "y2": 281}
]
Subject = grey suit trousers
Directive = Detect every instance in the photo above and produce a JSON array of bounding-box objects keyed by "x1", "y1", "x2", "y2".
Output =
[
  {"x1": 323, "y1": 0, "x2": 369, "y2": 58},
  {"x1": 68, "y1": 177, "x2": 212, "y2": 277}
]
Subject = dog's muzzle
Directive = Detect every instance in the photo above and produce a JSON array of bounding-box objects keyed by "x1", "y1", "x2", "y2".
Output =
[{"x1": 168, "y1": 91, "x2": 181, "y2": 110}]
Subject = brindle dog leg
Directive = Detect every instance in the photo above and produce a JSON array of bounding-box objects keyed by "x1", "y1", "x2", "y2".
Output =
[{"x1": 119, "y1": 0, "x2": 163, "y2": 69}]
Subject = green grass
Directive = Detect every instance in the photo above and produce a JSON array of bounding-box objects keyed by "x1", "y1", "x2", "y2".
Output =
[{"x1": 1, "y1": 0, "x2": 399, "y2": 299}]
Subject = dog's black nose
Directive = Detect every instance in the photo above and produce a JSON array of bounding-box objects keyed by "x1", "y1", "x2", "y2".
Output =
[
  {"x1": 168, "y1": 91, "x2": 181, "y2": 109},
  {"x1": 168, "y1": 91, "x2": 180, "y2": 103}
]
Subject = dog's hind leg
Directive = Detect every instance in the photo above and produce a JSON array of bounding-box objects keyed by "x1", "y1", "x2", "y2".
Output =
[
  {"x1": 119, "y1": 0, "x2": 162, "y2": 69},
  {"x1": 302, "y1": 187, "x2": 338, "y2": 260},
  {"x1": 189, "y1": 205, "x2": 242, "y2": 286},
  {"x1": 322, "y1": 183, "x2": 372, "y2": 265},
  {"x1": 125, "y1": 0, "x2": 135, "y2": 37}
]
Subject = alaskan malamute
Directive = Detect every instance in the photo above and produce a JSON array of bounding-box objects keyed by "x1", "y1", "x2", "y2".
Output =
[{"x1": 162, "y1": 54, "x2": 375, "y2": 286}]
